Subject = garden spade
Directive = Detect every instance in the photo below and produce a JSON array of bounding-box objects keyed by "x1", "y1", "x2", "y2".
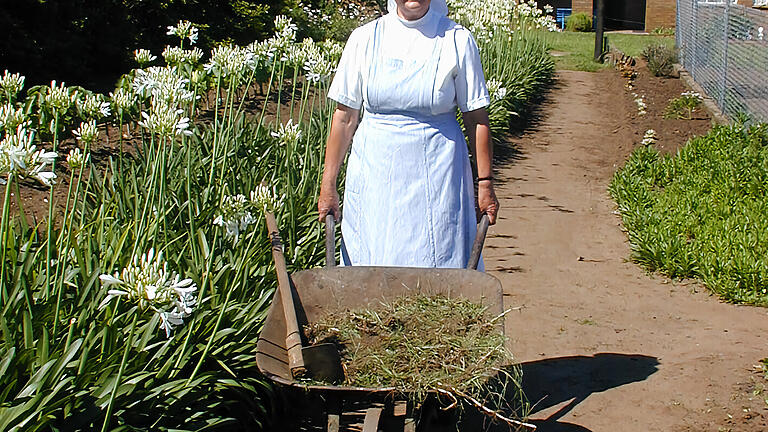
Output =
[{"x1": 264, "y1": 211, "x2": 344, "y2": 383}]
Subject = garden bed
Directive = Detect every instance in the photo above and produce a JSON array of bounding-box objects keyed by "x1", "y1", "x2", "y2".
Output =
[{"x1": 608, "y1": 52, "x2": 768, "y2": 305}]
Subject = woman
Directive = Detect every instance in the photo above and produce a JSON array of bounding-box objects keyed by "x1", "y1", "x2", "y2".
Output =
[{"x1": 317, "y1": 0, "x2": 499, "y2": 268}]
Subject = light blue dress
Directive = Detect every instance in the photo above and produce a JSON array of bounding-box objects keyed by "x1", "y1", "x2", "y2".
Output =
[{"x1": 327, "y1": 9, "x2": 490, "y2": 268}]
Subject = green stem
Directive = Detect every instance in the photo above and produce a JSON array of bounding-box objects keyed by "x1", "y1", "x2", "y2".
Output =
[
  {"x1": 289, "y1": 67, "x2": 299, "y2": 121},
  {"x1": 275, "y1": 61, "x2": 286, "y2": 125},
  {"x1": 0, "y1": 174, "x2": 14, "y2": 306},
  {"x1": 255, "y1": 59, "x2": 278, "y2": 137},
  {"x1": 53, "y1": 140, "x2": 89, "y2": 337},
  {"x1": 45, "y1": 113, "x2": 60, "y2": 300},
  {"x1": 101, "y1": 313, "x2": 138, "y2": 432},
  {"x1": 207, "y1": 75, "x2": 223, "y2": 185}
]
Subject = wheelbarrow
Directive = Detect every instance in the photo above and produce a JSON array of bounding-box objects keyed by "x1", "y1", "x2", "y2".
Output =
[{"x1": 256, "y1": 214, "x2": 509, "y2": 431}]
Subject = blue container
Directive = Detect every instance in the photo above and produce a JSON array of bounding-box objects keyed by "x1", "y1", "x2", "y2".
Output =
[{"x1": 556, "y1": 8, "x2": 572, "y2": 29}]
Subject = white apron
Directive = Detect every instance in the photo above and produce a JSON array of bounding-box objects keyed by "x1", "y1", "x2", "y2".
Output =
[{"x1": 340, "y1": 16, "x2": 481, "y2": 269}]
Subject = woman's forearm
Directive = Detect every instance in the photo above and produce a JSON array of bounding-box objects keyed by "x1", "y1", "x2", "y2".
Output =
[
  {"x1": 322, "y1": 104, "x2": 360, "y2": 188},
  {"x1": 462, "y1": 108, "x2": 492, "y2": 178},
  {"x1": 318, "y1": 104, "x2": 359, "y2": 220}
]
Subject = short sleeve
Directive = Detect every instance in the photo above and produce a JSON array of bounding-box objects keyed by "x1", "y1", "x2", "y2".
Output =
[
  {"x1": 454, "y1": 30, "x2": 490, "y2": 113},
  {"x1": 327, "y1": 27, "x2": 367, "y2": 110}
]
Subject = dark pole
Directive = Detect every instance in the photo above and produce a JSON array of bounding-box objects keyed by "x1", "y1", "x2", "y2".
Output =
[{"x1": 594, "y1": 0, "x2": 605, "y2": 62}]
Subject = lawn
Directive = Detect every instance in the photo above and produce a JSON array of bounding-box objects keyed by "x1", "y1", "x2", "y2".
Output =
[{"x1": 540, "y1": 31, "x2": 676, "y2": 71}]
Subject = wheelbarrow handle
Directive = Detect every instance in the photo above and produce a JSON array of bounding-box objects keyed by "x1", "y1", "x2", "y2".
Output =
[
  {"x1": 325, "y1": 214, "x2": 335, "y2": 268},
  {"x1": 265, "y1": 211, "x2": 307, "y2": 378},
  {"x1": 467, "y1": 214, "x2": 490, "y2": 270}
]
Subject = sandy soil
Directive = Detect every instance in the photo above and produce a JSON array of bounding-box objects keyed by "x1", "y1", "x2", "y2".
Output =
[{"x1": 488, "y1": 69, "x2": 768, "y2": 432}]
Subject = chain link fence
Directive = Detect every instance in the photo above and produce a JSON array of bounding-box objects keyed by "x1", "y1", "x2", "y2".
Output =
[{"x1": 676, "y1": 0, "x2": 768, "y2": 122}]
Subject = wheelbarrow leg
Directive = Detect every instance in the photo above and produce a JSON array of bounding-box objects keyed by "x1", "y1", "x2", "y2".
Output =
[
  {"x1": 327, "y1": 413, "x2": 340, "y2": 432},
  {"x1": 394, "y1": 400, "x2": 416, "y2": 432},
  {"x1": 326, "y1": 394, "x2": 342, "y2": 432},
  {"x1": 362, "y1": 406, "x2": 383, "y2": 432}
]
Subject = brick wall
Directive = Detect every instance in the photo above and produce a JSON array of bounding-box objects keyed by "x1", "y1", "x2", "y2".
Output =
[
  {"x1": 572, "y1": 0, "x2": 593, "y2": 15},
  {"x1": 645, "y1": 0, "x2": 676, "y2": 31},
  {"x1": 570, "y1": 0, "x2": 682, "y2": 31}
]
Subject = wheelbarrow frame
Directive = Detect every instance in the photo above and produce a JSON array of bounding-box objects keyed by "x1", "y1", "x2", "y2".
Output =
[{"x1": 256, "y1": 266, "x2": 504, "y2": 430}]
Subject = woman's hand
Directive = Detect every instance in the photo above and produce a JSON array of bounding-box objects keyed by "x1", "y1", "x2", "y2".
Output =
[
  {"x1": 478, "y1": 181, "x2": 500, "y2": 224},
  {"x1": 318, "y1": 185, "x2": 341, "y2": 222}
]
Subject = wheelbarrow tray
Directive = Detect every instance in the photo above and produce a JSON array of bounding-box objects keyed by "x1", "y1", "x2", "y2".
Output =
[{"x1": 256, "y1": 266, "x2": 504, "y2": 393}]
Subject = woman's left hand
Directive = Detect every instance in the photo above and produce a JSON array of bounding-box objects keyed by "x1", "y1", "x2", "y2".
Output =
[{"x1": 478, "y1": 181, "x2": 500, "y2": 224}]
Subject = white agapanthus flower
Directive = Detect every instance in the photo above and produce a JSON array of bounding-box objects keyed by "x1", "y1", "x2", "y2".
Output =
[
  {"x1": 321, "y1": 39, "x2": 344, "y2": 63},
  {"x1": 273, "y1": 15, "x2": 298, "y2": 48},
  {"x1": 66, "y1": 147, "x2": 88, "y2": 169},
  {"x1": 98, "y1": 248, "x2": 198, "y2": 338},
  {"x1": 448, "y1": 0, "x2": 558, "y2": 39},
  {"x1": 138, "y1": 101, "x2": 193, "y2": 137},
  {"x1": 283, "y1": 44, "x2": 307, "y2": 67},
  {"x1": 270, "y1": 119, "x2": 302, "y2": 145},
  {"x1": 132, "y1": 66, "x2": 195, "y2": 105},
  {"x1": 641, "y1": 129, "x2": 657, "y2": 146},
  {"x1": 204, "y1": 45, "x2": 254, "y2": 78},
  {"x1": 249, "y1": 40, "x2": 277, "y2": 64},
  {"x1": 213, "y1": 194, "x2": 257, "y2": 241},
  {"x1": 110, "y1": 88, "x2": 137, "y2": 115},
  {"x1": 0, "y1": 70, "x2": 25, "y2": 101},
  {"x1": 0, "y1": 103, "x2": 28, "y2": 133},
  {"x1": 78, "y1": 93, "x2": 111, "y2": 120},
  {"x1": 73, "y1": 120, "x2": 99, "y2": 145},
  {"x1": 162, "y1": 46, "x2": 205, "y2": 66},
  {"x1": 486, "y1": 78, "x2": 508, "y2": 102},
  {"x1": 167, "y1": 20, "x2": 199, "y2": 45},
  {"x1": 303, "y1": 57, "x2": 335, "y2": 84},
  {"x1": 134, "y1": 49, "x2": 158, "y2": 67},
  {"x1": 0, "y1": 125, "x2": 57, "y2": 186},
  {"x1": 250, "y1": 185, "x2": 284, "y2": 212},
  {"x1": 45, "y1": 81, "x2": 73, "y2": 113}
]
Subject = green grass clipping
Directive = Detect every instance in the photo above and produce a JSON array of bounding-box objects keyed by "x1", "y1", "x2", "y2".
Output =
[{"x1": 305, "y1": 294, "x2": 523, "y2": 410}]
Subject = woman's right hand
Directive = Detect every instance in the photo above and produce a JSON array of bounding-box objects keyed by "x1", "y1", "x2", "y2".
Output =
[{"x1": 318, "y1": 185, "x2": 341, "y2": 222}]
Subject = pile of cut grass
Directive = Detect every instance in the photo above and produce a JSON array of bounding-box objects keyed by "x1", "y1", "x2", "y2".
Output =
[{"x1": 306, "y1": 294, "x2": 519, "y2": 404}]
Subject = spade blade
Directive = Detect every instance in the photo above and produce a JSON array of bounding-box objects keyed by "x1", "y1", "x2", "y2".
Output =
[{"x1": 302, "y1": 343, "x2": 344, "y2": 384}]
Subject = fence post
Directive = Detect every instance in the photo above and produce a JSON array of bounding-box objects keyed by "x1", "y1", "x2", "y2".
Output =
[
  {"x1": 676, "y1": 0, "x2": 681, "y2": 50},
  {"x1": 691, "y1": 0, "x2": 698, "y2": 81},
  {"x1": 720, "y1": 1, "x2": 730, "y2": 114}
]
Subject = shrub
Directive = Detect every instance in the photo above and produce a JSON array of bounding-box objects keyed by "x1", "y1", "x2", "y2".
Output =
[
  {"x1": 565, "y1": 12, "x2": 592, "y2": 32},
  {"x1": 642, "y1": 43, "x2": 677, "y2": 77}
]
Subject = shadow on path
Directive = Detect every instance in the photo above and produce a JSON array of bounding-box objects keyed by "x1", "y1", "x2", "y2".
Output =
[
  {"x1": 521, "y1": 353, "x2": 660, "y2": 432},
  {"x1": 451, "y1": 353, "x2": 658, "y2": 431}
]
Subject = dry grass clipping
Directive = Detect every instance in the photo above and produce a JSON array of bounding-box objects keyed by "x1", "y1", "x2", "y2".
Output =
[{"x1": 305, "y1": 294, "x2": 531, "y2": 428}]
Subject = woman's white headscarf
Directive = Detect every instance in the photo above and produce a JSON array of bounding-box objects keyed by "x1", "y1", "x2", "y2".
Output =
[{"x1": 387, "y1": 0, "x2": 449, "y2": 16}]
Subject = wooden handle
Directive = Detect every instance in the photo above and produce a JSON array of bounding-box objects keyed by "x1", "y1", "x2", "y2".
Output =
[
  {"x1": 467, "y1": 214, "x2": 490, "y2": 270},
  {"x1": 325, "y1": 215, "x2": 335, "y2": 268},
  {"x1": 265, "y1": 211, "x2": 306, "y2": 378}
]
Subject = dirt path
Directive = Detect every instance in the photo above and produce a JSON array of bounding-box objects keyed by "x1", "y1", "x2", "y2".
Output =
[{"x1": 487, "y1": 70, "x2": 768, "y2": 432}]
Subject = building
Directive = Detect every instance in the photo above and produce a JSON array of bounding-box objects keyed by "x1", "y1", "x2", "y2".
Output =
[{"x1": 547, "y1": 0, "x2": 766, "y2": 32}]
